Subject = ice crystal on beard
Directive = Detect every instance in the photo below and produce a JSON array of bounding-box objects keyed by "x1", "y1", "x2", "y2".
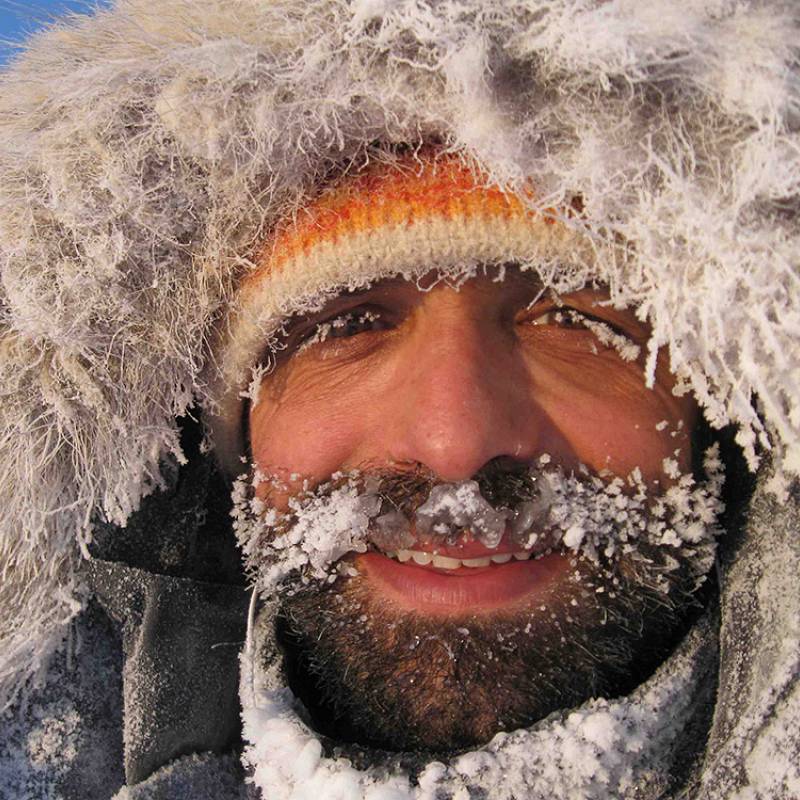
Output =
[
  {"x1": 371, "y1": 509, "x2": 414, "y2": 551},
  {"x1": 415, "y1": 480, "x2": 510, "y2": 547},
  {"x1": 232, "y1": 446, "x2": 725, "y2": 597},
  {"x1": 540, "y1": 446, "x2": 725, "y2": 589},
  {"x1": 232, "y1": 470, "x2": 382, "y2": 591}
]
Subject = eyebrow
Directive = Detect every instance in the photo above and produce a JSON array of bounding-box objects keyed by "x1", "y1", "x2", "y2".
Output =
[
  {"x1": 280, "y1": 268, "x2": 546, "y2": 330},
  {"x1": 277, "y1": 269, "x2": 649, "y2": 343}
]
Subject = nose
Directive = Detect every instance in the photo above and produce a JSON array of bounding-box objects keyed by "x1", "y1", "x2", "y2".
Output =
[{"x1": 383, "y1": 310, "x2": 546, "y2": 482}]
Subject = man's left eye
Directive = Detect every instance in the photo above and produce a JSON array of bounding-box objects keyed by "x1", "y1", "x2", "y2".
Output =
[{"x1": 524, "y1": 306, "x2": 641, "y2": 361}]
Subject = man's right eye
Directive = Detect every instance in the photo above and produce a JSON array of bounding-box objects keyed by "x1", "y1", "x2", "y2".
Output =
[{"x1": 296, "y1": 309, "x2": 388, "y2": 352}]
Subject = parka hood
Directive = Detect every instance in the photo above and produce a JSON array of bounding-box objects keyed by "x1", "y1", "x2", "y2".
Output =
[{"x1": 0, "y1": 0, "x2": 799, "y2": 795}]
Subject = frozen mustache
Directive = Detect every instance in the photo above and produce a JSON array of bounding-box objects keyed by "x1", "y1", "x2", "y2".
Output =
[
  {"x1": 361, "y1": 461, "x2": 554, "y2": 553},
  {"x1": 232, "y1": 449, "x2": 725, "y2": 594},
  {"x1": 233, "y1": 460, "x2": 555, "y2": 590}
]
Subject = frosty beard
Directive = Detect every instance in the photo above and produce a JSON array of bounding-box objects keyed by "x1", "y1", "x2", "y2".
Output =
[
  {"x1": 276, "y1": 553, "x2": 696, "y2": 753},
  {"x1": 239, "y1": 453, "x2": 724, "y2": 754}
]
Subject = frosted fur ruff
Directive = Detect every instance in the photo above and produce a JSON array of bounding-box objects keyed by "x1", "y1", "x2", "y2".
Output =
[{"x1": 0, "y1": 0, "x2": 798, "y2": 717}]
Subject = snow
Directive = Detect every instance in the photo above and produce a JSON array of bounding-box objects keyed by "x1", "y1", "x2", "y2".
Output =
[
  {"x1": 24, "y1": 699, "x2": 81, "y2": 771},
  {"x1": 233, "y1": 446, "x2": 725, "y2": 595},
  {"x1": 241, "y1": 607, "x2": 719, "y2": 799}
]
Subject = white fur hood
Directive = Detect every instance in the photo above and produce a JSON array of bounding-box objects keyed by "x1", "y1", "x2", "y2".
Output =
[{"x1": 0, "y1": 0, "x2": 798, "y2": 769}]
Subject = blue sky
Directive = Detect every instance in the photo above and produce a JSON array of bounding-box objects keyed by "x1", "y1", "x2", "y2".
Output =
[{"x1": 0, "y1": 1, "x2": 110, "y2": 65}]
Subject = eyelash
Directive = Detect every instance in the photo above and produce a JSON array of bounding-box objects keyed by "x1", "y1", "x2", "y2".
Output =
[
  {"x1": 527, "y1": 307, "x2": 641, "y2": 361},
  {"x1": 528, "y1": 308, "x2": 584, "y2": 328},
  {"x1": 295, "y1": 309, "x2": 387, "y2": 353},
  {"x1": 288, "y1": 304, "x2": 639, "y2": 361}
]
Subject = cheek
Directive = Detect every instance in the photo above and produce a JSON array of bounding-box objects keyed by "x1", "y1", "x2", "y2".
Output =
[
  {"x1": 248, "y1": 360, "x2": 380, "y2": 499},
  {"x1": 530, "y1": 352, "x2": 697, "y2": 482}
]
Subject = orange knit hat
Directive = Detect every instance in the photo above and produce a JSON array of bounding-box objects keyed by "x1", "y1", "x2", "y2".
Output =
[{"x1": 210, "y1": 153, "x2": 593, "y2": 471}]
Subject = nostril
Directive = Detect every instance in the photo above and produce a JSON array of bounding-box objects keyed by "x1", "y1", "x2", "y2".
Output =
[{"x1": 479, "y1": 455, "x2": 533, "y2": 476}]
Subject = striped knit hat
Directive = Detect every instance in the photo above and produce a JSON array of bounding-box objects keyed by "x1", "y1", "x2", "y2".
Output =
[{"x1": 210, "y1": 152, "x2": 594, "y2": 471}]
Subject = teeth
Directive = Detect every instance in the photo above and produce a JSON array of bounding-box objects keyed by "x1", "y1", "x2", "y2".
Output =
[
  {"x1": 461, "y1": 557, "x2": 492, "y2": 568},
  {"x1": 431, "y1": 554, "x2": 462, "y2": 569},
  {"x1": 385, "y1": 549, "x2": 533, "y2": 569}
]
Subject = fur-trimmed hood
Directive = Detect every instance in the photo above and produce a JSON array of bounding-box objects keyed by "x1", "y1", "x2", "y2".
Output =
[{"x1": 0, "y1": 0, "x2": 798, "y2": 795}]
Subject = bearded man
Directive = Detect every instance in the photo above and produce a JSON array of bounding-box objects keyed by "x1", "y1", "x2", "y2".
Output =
[
  {"x1": 0, "y1": 2, "x2": 798, "y2": 800},
  {"x1": 220, "y1": 154, "x2": 721, "y2": 764}
]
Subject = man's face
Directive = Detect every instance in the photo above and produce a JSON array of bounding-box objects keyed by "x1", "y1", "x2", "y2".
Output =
[{"x1": 247, "y1": 268, "x2": 702, "y2": 752}]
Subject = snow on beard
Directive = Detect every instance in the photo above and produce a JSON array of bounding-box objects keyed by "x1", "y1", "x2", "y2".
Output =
[
  {"x1": 233, "y1": 450, "x2": 725, "y2": 752},
  {"x1": 232, "y1": 450, "x2": 724, "y2": 752},
  {"x1": 232, "y1": 447, "x2": 725, "y2": 597}
]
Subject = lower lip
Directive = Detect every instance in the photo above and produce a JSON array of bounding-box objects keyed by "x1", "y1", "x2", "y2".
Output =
[{"x1": 355, "y1": 551, "x2": 572, "y2": 615}]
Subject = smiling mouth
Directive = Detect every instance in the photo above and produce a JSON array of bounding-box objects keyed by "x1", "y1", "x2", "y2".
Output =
[
  {"x1": 385, "y1": 548, "x2": 536, "y2": 569},
  {"x1": 353, "y1": 533, "x2": 573, "y2": 615}
]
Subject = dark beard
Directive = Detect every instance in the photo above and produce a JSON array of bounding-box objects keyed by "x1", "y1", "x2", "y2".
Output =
[
  {"x1": 242, "y1": 453, "x2": 721, "y2": 754},
  {"x1": 272, "y1": 546, "x2": 698, "y2": 753}
]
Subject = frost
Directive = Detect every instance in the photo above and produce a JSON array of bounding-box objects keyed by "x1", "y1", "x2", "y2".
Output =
[
  {"x1": 415, "y1": 482, "x2": 509, "y2": 548},
  {"x1": 509, "y1": 492, "x2": 553, "y2": 540},
  {"x1": 243, "y1": 363, "x2": 271, "y2": 408},
  {"x1": 351, "y1": 0, "x2": 397, "y2": 27},
  {"x1": 25, "y1": 700, "x2": 81, "y2": 771},
  {"x1": 562, "y1": 525, "x2": 585, "y2": 550},
  {"x1": 661, "y1": 458, "x2": 681, "y2": 480},
  {"x1": 233, "y1": 446, "x2": 725, "y2": 603},
  {"x1": 372, "y1": 511, "x2": 414, "y2": 552},
  {"x1": 565, "y1": 312, "x2": 641, "y2": 362},
  {"x1": 233, "y1": 472, "x2": 382, "y2": 591},
  {"x1": 296, "y1": 311, "x2": 382, "y2": 355}
]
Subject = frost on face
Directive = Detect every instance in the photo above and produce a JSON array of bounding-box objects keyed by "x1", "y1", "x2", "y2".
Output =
[
  {"x1": 232, "y1": 473, "x2": 380, "y2": 591},
  {"x1": 573, "y1": 313, "x2": 641, "y2": 362},
  {"x1": 232, "y1": 446, "x2": 725, "y2": 596},
  {"x1": 297, "y1": 310, "x2": 383, "y2": 354},
  {"x1": 415, "y1": 481, "x2": 510, "y2": 548},
  {"x1": 531, "y1": 300, "x2": 642, "y2": 362}
]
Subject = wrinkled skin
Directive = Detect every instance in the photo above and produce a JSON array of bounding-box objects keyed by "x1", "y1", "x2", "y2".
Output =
[{"x1": 249, "y1": 269, "x2": 701, "y2": 751}]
